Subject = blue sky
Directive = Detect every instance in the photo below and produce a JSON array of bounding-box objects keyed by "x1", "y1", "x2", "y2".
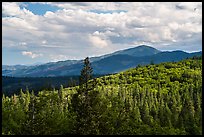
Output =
[
  {"x1": 2, "y1": 2, "x2": 202, "y2": 65},
  {"x1": 20, "y1": 2, "x2": 62, "y2": 15}
]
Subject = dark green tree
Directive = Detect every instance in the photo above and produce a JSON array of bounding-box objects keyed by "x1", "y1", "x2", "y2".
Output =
[
  {"x1": 79, "y1": 57, "x2": 93, "y2": 95},
  {"x1": 71, "y1": 57, "x2": 99, "y2": 134}
]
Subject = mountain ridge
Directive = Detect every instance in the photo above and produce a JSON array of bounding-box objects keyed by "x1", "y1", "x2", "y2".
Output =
[{"x1": 2, "y1": 45, "x2": 202, "y2": 77}]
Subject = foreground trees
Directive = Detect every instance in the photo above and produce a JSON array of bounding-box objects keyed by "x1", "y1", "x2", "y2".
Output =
[
  {"x1": 71, "y1": 57, "x2": 99, "y2": 134},
  {"x1": 2, "y1": 57, "x2": 202, "y2": 135}
]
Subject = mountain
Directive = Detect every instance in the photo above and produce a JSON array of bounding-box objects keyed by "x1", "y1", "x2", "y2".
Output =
[
  {"x1": 2, "y1": 65, "x2": 28, "y2": 70},
  {"x1": 2, "y1": 45, "x2": 202, "y2": 77},
  {"x1": 111, "y1": 45, "x2": 161, "y2": 57},
  {"x1": 91, "y1": 50, "x2": 202, "y2": 74},
  {"x1": 2, "y1": 65, "x2": 28, "y2": 76},
  {"x1": 89, "y1": 45, "x2": 161, "y2": 62}
]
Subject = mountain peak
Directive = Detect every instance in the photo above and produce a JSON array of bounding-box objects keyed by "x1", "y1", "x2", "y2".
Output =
[
  {"x1": 113, "y1": 45, "x2": 161, "y2": 57},
  {"x1": 136, "y1": 45, "x2": 155, "y2": 48},
  {"x1": 129, "y1": 45, "x2": 160, "y2": 51}
]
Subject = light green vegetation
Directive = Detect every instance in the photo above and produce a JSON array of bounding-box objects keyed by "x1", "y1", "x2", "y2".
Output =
[{"x1": 2, "y1": 56, "x2": 202, "y2": 135}]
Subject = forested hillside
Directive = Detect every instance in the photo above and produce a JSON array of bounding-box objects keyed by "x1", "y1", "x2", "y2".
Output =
[{"x1": 2, "y1": 56, "x2": 202, "y2": 135}]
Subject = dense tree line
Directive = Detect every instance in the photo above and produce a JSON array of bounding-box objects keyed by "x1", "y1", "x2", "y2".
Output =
[
  {"x1": 2, "y1": 56, "x2": 202, "y2": 135},
  {"x1": 2, "y1": 74, "x2": 104, "y2": 97}
]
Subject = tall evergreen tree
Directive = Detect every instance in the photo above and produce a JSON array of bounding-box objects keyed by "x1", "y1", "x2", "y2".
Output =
[
  {"x1": 79, "y1": 57, "x2": 93, "y2": 95},
  {"x1": 71, "y1": 57, "x2": 98, "y2": 134}
]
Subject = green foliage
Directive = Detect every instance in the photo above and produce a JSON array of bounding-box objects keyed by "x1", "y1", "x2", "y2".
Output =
[{"x1": 2, "y1": 57, "x2": 202, "y2": 135}]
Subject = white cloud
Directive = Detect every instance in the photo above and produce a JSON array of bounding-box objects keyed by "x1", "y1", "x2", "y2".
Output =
[
  {"x1": 42, "y1": 40, "x2": 47, "y2": 44},
  {"x1": 2, "y1": 2, "x2": 21, "y2": 16},
  {"x1": 2, "y1": 2, "x2": 34, "y2": 17},
  {"x1": 49, "y1": 54, "x2": 72, "y2": 62},
  {"x1": 2, "y1": 2, "x2": 202, "y2": 64},
  {"x1": 22, "y1": 51, "x2": 43, "y2": 58},
  {"x1": 89, "y1": 35, "x2": 108, "y2": 48},
  {"x1": 20, "y1": 42, "x2": 27, "y2": 46}
]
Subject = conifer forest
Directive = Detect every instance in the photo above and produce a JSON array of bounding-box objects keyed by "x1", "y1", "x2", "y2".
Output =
[{"x1": 2, "y1": 56, "x2": 202, "y2": 135}]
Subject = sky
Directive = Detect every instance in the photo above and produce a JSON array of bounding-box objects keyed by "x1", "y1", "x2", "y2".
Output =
[{"x1": 2, "y1": 2, "x2": 202, "y2": 65}]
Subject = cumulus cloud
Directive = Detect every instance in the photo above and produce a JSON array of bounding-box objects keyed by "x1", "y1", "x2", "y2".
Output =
[
  {"x1": 2, "y1": 2, "x2": 34, "y2": 17},
  {"x1": 2, "y1": 2, "x2": 202, "y2": 64},
  {"x1": 22, "y1": 51, "x2": 43, "y2": 58},
  {"x1": 2, "y1": 2, "x2": 21, "y2": 16},
  {"x1": 89, "y1": 35, "x2": 108, "y2": 48}
]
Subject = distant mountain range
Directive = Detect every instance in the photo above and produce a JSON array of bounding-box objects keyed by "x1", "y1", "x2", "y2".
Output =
[{"x1": 2, "y1": 45, "x2": 202, "y2": 77}]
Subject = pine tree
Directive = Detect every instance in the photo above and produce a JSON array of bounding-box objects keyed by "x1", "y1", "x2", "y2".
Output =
[
  {"x1": 194, "y1": 91, "x2": 202, "y2": 127},
  {"x1": 71, "y1": 57, "x2": 98, "y2": 134},
  {"x1": 141, "y1": 100, "x2": 150, "y2": 125},
  {"x1": 164, "y1": 103, "x2": 172, "y2": 127},
  {"x1": 158, "y1": 97, "x2": 165, "y2": 127},
  {"x1": 58, "y1": 85, "x2": 64, "y2": 103},
  {"x1": 171, "y1": 94, "x2": 179, "y2": 127},
  {"x1": 79, "y1": 57, "x2": 93, "y2": 95},
  {"x1": 25, "y1": 90, "x2": 38, "y2": 135}
]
